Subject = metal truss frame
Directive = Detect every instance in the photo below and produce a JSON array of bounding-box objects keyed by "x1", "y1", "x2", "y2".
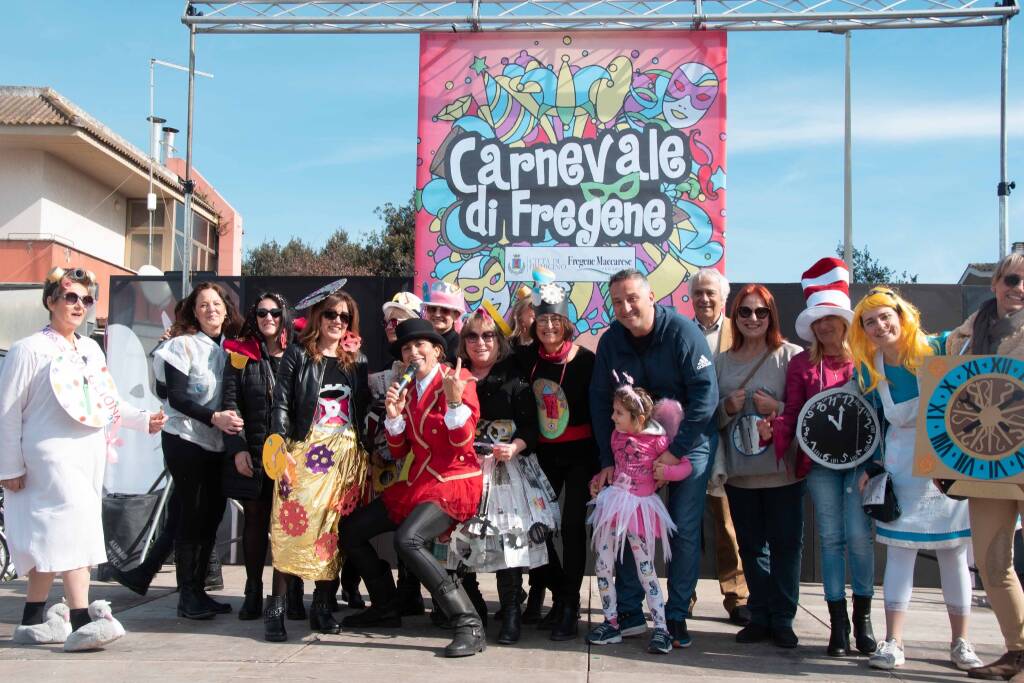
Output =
[
  {"x1": 183, "y1": 0, "x2": 1016, "y2": 34},
  {"x1": 173, "y1": 1, "x2": 1017, "y2": 294}
]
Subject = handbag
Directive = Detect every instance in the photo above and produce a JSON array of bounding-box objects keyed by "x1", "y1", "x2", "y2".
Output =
[
  {"x1": 861, "y1": 461, "x2": 901, "y2": 522},
  {"x1": 722, "y1": 351, "x2": 782, "y2": 478}
]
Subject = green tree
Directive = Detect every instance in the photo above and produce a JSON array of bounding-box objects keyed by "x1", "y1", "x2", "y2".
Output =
[
  {"x1": 242, "y1": 196, "x2": 416, "y2": 277},
  {"x1": 835, "y1": 243, "x2": 918, "y2": 285}
]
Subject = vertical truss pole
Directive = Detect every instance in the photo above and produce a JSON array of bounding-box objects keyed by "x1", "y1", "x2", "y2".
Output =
[
  {"x1": 998, "y1": 17, "x2": 1011, "y2": 258},
  {"x1": 843, "y1": 31, "x2": 853, "y2": 267},
  {"x1": 183, "y1": 24, "x2": 197, "y2": 297}
]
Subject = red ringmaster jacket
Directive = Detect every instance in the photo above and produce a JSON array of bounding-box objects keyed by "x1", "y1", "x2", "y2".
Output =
[{"x1": 386, "y1": 365, "x2": 481, "y2": 484}]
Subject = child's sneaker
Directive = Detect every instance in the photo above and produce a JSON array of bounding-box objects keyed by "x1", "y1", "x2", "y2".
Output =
[
  {"x1": 586, "y1": 621, "x2": 623, "y2": 645},
  {"x1": 618, "y1": 611, "x2": 647, "y2": 637},
  {"x1": 648, "y1": 628, "x2": 673, "y2": 654}
]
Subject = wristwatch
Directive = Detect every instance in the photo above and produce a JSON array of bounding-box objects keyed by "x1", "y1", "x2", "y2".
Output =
[{"x1": 447, "y1": 401, "x2": 463, "y2": 409}]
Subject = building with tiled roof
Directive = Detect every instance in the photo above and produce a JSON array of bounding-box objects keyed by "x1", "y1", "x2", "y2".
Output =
[
  {"x1": 0, "y1": 86, "x2": 242, "y2": 321},
  {"x1": 958, "y1": 242, "x2": 1024, "y2": 285}
]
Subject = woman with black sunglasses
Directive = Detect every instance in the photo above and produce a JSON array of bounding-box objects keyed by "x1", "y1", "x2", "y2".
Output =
[
  {"x1": 262, "y1": 282, "x2": 370, "y2": 642},
  {"x1": 220, "y1": 293, "x2": 291, "y2": 621},
  {"x1": 713, "y1": 283, "x2": 804, "y2": 649},
  {"x1": 2, "y1": 267, "x2": 165, "y2": 651},
  {"x1": 943, "y1": 252, "x2": 1024, "y2": 680}
]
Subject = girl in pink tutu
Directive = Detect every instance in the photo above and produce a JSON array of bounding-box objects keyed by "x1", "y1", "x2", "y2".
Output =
[{"x1": 586, "y1": 376, "x2": 693, "y2": 654}]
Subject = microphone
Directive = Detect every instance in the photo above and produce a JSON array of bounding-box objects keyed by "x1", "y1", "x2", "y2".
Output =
[{"x1": 393, "y1": 361, "x2": 419, "y2": 395}]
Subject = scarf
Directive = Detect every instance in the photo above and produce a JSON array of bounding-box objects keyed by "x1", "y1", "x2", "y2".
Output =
[
  {"x1": 537, "y1": 340, "x2": 572, "y2": 364},
  {"x1": 970, "y1": 298, "x2": 1024, "y2": 355}
]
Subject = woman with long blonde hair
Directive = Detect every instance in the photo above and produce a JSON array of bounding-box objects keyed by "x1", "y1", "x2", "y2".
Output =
[{"x1": 849, "y1": 288, "x2": 980, "y2": 672}]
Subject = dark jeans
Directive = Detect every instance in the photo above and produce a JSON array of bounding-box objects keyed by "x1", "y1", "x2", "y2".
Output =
[
  {"x1": 529, "y1": 439, "x2": 598, "y2": 603},
  {"x1": 339, "y1": 498, "x2": 453, "y2": 593},
  {"x1": 725, "y1": 480, "x2": 806, "y2": 629},
  {"x1": 163, "y1": 432, "x2": 225, "y2": 551}
]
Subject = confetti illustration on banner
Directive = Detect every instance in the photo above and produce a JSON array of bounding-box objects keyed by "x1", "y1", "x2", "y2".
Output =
[{"x1": 415, "y1": 31, "x2": 727, "y2": 337}]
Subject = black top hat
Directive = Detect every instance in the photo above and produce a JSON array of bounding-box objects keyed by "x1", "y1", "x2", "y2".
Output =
[
  {"x1": 390, "y1": 318, "x2": 447, "y2": 357},
  {"x1": 532, "y1": 282, "x2": 569, "y2": 319}
]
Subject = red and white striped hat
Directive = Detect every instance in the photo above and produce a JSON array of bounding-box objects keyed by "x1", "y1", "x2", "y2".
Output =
[{"x1": 795, "y1": 257, "x2": 853, "y2": 342}]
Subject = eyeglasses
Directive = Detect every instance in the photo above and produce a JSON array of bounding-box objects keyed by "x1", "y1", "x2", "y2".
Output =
[
  {"x1": 256, "y1": 308, "x2": 282, "y2": 319},
  {"x1": 536, "y1": 315, "x2": 562, "y2": 328},
  {"x1": 322, "y1": 310, "x2": 351, "y2": 325},
  {"x1": 736, "y1": 306, "x2": 770, "y2": 320},
  {"x1": 63, "y1": 292, "x2": 95, "y2": 308},
  {"x1": 465, "y1": 331, "x2": 497, "y2": 343},
  {"x1": 1003, "y1": 273, "x2": 1023, "y2": 288},
  {"x1": 383, "y1": 318, "x2": 400, "y2": 330}
]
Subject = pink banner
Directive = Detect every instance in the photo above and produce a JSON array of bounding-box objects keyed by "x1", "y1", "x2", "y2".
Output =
[{"x1": 415, "y1": 31, "x2": 726, "y2": 339}]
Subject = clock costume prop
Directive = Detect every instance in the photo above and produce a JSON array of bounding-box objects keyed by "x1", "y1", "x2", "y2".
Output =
[
  {"x1": 914, "y1": 354, "x2": 1024, "y2": 497},
  {"x1": 797, "y1": 387, "x2": 881, "y2": 471}
]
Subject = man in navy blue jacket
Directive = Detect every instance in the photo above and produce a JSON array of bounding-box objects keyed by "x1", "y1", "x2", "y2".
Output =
[{"x1": 589, "y1": 269, "x2": 718, "y2": 651}]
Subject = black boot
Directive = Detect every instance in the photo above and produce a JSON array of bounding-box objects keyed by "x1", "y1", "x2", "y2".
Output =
[
  {"x1": 175, "y1": 544, "x2": 216, "y2": 620},
  {"x1": 461, "y1": 572, "x2": 488, "y2": 627},
  {"x1": 430, "y1": 596, "x2": 453, "y2": 629},
  {"x1": 341, "y1": 562, "x2": 402, "y2": 628},
  {"x1": 238, "y1": 579, "x2": 263, "y2": 621},
  {"x1": 434, "y1": 579, "x2": 486, "y2": 658},
  {"x1": 522, "y1": 584, "x2": 545, "y2": 625},
  {"x1": 851, "y1": 595, "x2": 877, "y2": 655},
  {"x1": 205, "y1": 546, "x2": 224, "y2": 591},
  {"x1": 195, "y1": 543, "x2": 231, "y2": 614},
  {"x1": 396, "y1": 561, "x2": 426, "y2": 616},
  {"x1": 310, "y1": 584, "x2": 342, "y2": 634},
  {"x1": 549, "y1": 596, "x2": 579, "y2": 641},
  {"x1": 826, "y1": 599, "x2": 851, "y2": 656},
  {"x1": 264, "y1": 595, "x2": 287, "y2": 642},
  {"x1": 286, "y1": 576, "x2": 306, "y2": 620},
  {"x1": 537, "y1": 596, "x2": 565, "y2": 630},
  {"x1": 340, "y1": 564, "x2": 365, "y2": 610},
  {"x1": 496, "y1": 569, "x2": 523, "y2": 645}
]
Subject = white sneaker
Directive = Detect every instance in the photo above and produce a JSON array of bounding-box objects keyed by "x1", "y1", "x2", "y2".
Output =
[
  {"x1": 869, "y1": 639, "x2": 905, "y2": 670},
  {"x1": 951, "y1": 637, "x2": 984, "y2": 670}
]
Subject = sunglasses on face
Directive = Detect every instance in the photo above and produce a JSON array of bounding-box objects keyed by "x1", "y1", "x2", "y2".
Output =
[
  {"x1": 63, "y1": 292, "x2": 95, "y2": 308},
  {"x1": 737, "y1": 306, "x2": 770, "y2": 320},
  {"x1": 383, "y1": 318, "x2": 400, "y2": 330},
  {"x1": 256, "y1": 308, "x2": 282, "y2": 319},
  {"x1": 465, "y1": 331, "x2": 497, "y2": 343},
  {"x1": 1003, "y1": 273, "x2": 1023, "y2": 288},
  {"x1": 322, "y1": 310, "x2": 351, "y2": 325}
]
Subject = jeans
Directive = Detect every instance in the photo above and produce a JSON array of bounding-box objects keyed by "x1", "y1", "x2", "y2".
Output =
[
  {"x1": 726, "y1": 480, "x2": 806, "y2": 629},
  {"x1": 615, "y1": 435, "x2": 712, "y2": 623},
  {"x1": 805, "y1": 463, "x2": 874, "y2": 602}
]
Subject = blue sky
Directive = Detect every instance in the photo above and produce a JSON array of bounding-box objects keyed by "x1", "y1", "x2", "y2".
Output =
[{"x1": 2, "y1": 1, "x2": 1020, "y2": 283}]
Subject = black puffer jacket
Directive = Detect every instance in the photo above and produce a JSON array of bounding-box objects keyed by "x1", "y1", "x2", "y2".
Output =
[
  {"x1": 271, "y1": 343, "x2": 370, "y2": 447},
  {"x1": 221, "y1": 339, "x2": 280, "y2": 499}
]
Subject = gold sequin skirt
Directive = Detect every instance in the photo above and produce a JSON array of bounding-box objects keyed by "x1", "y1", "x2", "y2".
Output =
[{"x1": 270, "y1": 424, "x2": 368, "y2": 581}]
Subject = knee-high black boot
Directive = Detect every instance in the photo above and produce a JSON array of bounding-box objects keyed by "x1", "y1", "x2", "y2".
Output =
[
  {"x1": 496, "y1": 569, "x2": 523, "y2": 645},
  {"x1": 461, "y1": 572, "x2": 489, "y2": 627},
  {"x1": 826, "y1": 599, "x2": 851, "y2": 656},
  {"x1": 395, "y1": 560, "x2": 426, "y2": 616},
  {"x1": 341, "y1": 560, "x2": 401, "y2": 628},
  {"x1": 340, "y1": 561, "x2": 365, "y2": 610},
  {"x1": 851, "y1": 595, "x2": 877, "y2": 655},
  {"x1": 434, "y1": 578, "x2": 486, "y2": 658},
  {"x1": 175, "y1": 544, "x2": 216, "y2": 620},
  {"x1": 195, "y1": 542, "x2": 231, "y2": 614}
]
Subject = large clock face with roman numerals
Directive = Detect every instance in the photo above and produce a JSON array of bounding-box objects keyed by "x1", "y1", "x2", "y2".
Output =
[
  {"x1": 797, "y1": 388, "x2": 881, "y2": 470},
  {"x1": 924, "y1": 356, "x2": 1024, "y2": 480}
]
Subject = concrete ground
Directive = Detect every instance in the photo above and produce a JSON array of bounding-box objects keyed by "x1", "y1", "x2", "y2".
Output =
[{"x1": 0, "y1": 566, "x2": 1009, "y2": 682}]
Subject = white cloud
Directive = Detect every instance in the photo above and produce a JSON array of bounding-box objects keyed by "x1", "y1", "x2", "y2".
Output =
[{"x1": 730, "y1": 99, "x2": 1024, "y2": 153}]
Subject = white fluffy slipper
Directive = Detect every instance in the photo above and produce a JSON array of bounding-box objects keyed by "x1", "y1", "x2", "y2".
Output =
[
  {"x1": 63, "y1": 600, "x2": 126, "y2": 652},
  {"x1": 12, "y1": 603, "x2": 72, "y2": 644}
]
